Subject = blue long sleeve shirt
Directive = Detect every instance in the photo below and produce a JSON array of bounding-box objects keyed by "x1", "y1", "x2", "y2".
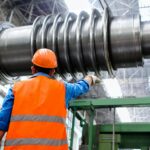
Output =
[{"x1": 0, "y1": 72, "x2": 89, "y2": 131}]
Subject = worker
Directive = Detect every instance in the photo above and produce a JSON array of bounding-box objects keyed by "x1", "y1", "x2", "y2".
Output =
[{"x1": 0, "y1": 48, "x2": 100, "y2": 150}]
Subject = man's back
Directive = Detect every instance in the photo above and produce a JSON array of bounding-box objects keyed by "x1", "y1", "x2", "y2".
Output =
[{"x1": 5, "y1": 76, "x2": 68, "y2": 150}]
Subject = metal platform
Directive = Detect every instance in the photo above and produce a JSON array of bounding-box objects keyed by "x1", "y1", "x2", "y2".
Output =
[{"x1": 69, "y1": 97, "x2": 150, "y2": 150}]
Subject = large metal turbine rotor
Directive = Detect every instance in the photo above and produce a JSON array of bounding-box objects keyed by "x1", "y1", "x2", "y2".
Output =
[{"x1": 0, "y1": 8, "x2": 149, "y2": 82}]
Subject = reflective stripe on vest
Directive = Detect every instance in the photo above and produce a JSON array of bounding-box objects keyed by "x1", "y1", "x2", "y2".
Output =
[
  {"x1": 11, "y1": 115, "x2": 65, "y2": 124},
  {"x1": 5, "y1": 138, "x2": 67, "y2": 146}
]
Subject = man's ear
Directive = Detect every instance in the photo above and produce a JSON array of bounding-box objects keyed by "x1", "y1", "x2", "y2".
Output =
[
  {"x1": 49, "y1": 69, "x2": 55, "y2": 76},
  {"x1": 31, "y1": 66, "x2": 36, "y2": 74}
]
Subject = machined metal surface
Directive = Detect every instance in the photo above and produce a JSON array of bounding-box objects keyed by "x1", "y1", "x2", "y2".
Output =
[
  {"x1": 0, "y1": 25, "x2": 32, "y2": 78},
  {"x1": 141, "y1": 22, "x2": 150, "y2": 58},
  {"x1": 110, "y1": 15, "x2": 143, "y2": 69},
  {"x1": 0, "y1": 9, "x2": 150, "y2": 81}
]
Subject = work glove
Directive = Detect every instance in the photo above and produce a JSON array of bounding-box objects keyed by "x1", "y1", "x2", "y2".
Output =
[
  {"x1": 84, "y1": 75, "x2": 101, "y2": 86},
  {"x1": 90, "y1": 75, "x2": 101, "y2": 85}
]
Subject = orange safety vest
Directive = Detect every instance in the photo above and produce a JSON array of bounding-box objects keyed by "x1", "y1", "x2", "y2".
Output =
[{"x1": 4, "y1": 75, "x2": 68, "y2": 150}]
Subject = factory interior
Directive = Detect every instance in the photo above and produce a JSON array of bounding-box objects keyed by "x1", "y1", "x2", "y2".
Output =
[{"x1": 0, "y1": 0, "x2": 150, "y2": 150}]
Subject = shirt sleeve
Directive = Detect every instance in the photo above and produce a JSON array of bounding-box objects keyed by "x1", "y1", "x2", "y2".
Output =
[
  {"x1": 0, "y1": 88, "x2": 14, "y2": 131},
  {"x1": 65, "y1": 80, "x2": 90, "y2": 108}
]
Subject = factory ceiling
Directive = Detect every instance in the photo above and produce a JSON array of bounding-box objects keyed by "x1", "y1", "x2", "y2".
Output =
[{"x1": 0, "y1": 0, "x2": 68, "y2": 25}]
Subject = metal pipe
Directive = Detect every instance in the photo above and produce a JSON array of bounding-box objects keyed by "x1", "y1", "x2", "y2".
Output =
[
  {"x1": 0, "y1": 26, "x2": 32, "y2": 76},
  {"x1": 141, "y1": 21, "x2": 150, "y2": 58},
  {"x1": 109, "y1": 15, "x2": 142, "y2": 69},
  {"x1": 0, "y1": 8, "x2": 150, "y2": 81}
]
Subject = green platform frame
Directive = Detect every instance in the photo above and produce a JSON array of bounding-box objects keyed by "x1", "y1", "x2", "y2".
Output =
[{"x1": 69, "y1": 97, "x2": 150, "y2": 150}]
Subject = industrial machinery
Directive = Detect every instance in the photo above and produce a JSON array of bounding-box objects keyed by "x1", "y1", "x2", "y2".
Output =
[
  {"x1": 0, "y1": 8, "x2": 150, "y2": 81},
  {"x1": 0, "y1": 7, "x2": 150, "y2": 150}
]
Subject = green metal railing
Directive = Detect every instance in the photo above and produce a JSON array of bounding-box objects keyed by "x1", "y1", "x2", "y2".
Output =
[{"x1": 69, "y1": 97, "x2": 150, "y2": 150}]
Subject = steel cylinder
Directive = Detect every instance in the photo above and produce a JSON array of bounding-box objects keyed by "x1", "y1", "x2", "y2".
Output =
[
  {"x1": 109, "y1": 15, "x2": 143, "y2": 69},
  {"x1": 141, "y1": 21, "x2": 150, "y2": 58},
  {"x1": 0, "y1": 9, "x2": 150, "y2": 81},
  {"x1": 0, "y1": 26, "x2": 32, "y2": 77}
]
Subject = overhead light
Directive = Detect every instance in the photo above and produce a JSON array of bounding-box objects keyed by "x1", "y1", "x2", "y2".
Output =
[{"x1": 64, "y1": 0, "x2": 92, "y2": 14}]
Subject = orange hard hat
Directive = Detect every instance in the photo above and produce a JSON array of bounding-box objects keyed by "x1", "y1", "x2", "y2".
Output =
[{"x1": 32, "y1": 48, "x2": 58, "y2": 68}]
